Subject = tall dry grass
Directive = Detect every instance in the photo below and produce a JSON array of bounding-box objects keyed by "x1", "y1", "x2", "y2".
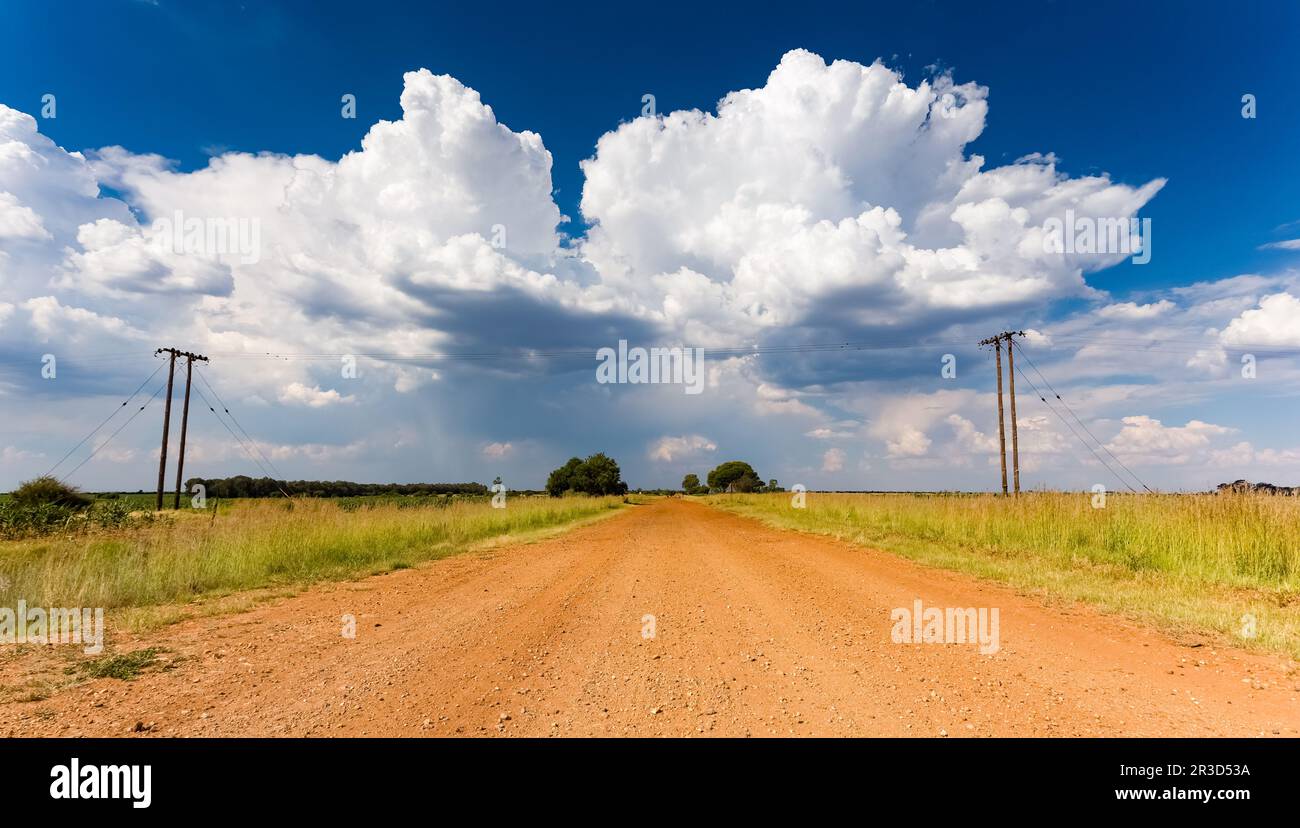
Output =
[
  {"x1": 707, "y1": 492, "x2": 1300, "y2": 657},
  {"x1": 0, "y1": 496, "x2": 622, "y2": 613}
]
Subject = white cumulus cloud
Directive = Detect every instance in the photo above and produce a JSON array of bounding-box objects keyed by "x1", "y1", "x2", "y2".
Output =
[
  {"x1": 821, "y1": 447, "x2": 845, "y2": 472},
  {"x1": 278, "y1": 382, "x2": 355, "y2": 408},
  {"x1": 648, "y1": 434, "x2": 717, "y2": 462},
  {"x1": 1218, "y1": 292, "x2": 1300, "y2": 347}
]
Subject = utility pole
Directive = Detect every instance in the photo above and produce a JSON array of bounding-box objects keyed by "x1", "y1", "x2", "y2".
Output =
[
  {"x1": 155, "y1": 350, "x2": 176, "y2": 510},
  {"x1": 173, "y1": 352, "x2": 207, "y2": 508},
  {"x1": 1006, "y1": 332, "x2": 1022, "y2": 496},
  {"x1": 155, "y1": 348, "x2": 209, "y2": 510},
  {"x1": 979, "y1": 331, "x2": 1025, "y2": 496},
  {"x1": 995, "y1": 339, "x2": 1009, "y2": 495}
]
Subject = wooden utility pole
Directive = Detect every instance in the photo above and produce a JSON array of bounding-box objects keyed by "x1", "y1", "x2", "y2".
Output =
[
  {"x1": 1006, "y1": 333, "x2": 1022, "y2": 495},
  {"x1": 155, "y1": 350, "x2": 176, "y2": 510},
  {"x1": 172, "y1": 353, "x2": 206, "y2": 508},
  {"x1": 992, "y1": 339, "x2": 1008, "y2": 495},
  {"x1": 155, "y1": 348, "x2": 208, "y2": 510},
  {"x1": 980, "y1": 331, "x2": 1025, "y2": 496}
]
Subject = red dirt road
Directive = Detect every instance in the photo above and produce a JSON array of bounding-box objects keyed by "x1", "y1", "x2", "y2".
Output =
[{"x1": 2, "y1": 499, "x2": 1296, "y2": 737}]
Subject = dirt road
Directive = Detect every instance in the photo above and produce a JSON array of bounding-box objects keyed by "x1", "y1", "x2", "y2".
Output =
[{"x1": 3, "y1": 499, "x2": 1296, "y2": 737}]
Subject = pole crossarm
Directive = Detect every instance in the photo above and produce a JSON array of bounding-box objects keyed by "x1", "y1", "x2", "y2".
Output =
[{"x1": 154, "y1": 348, "x2": 210, "y2": 363}]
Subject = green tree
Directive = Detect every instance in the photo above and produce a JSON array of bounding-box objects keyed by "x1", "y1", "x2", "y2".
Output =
[
  {"x1": 682, "y1": 473, "x2": 700, "y2": 492},
  {"x1": 545, "y1": 454, "x2": 628, "y2": 496},
  {"x1": 707, "y1": 461, "x2": 761, "y2": 493}
]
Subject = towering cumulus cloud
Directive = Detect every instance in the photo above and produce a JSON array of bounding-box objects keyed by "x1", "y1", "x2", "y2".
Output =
[
  {"x1": 1, "y1": 52, "x2": 1163, "y2": 388},
  {"x1": 579, "y1": 49, "x2": 1163, "y2": 343}
]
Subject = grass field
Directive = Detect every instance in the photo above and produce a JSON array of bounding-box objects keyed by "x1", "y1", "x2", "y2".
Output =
[
  {"x1": 706, "y1": 491, "x2": 1300, "y2": 658},
  {"x1": 0, "y1": 495, "x2": 624, "y2": 630}
]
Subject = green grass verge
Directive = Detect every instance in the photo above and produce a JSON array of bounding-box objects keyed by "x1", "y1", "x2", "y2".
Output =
[
  {"x1": 0, "y1": 496, "x2": 624, "y2": 617},
  {"x1": 704, "y1": 492, "x2": 1300, "y2": 659}
]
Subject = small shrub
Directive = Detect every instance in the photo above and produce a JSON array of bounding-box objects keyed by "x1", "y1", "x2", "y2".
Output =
[{"x1": 12, "y1": 476, "x2": 92, "y2": 509}]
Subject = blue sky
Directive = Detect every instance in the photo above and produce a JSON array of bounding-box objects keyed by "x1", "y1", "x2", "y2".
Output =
[
  {"x1": 1, "y1": 0, "x2": 1298, "y2": 492},
  {"x1": 7, "y1": 0, "x2": 1298, "y2": 289}
]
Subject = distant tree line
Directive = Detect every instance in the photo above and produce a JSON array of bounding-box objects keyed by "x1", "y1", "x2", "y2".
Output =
[
  {"x1": 1216, "y1": 479, "x2": 1300, "y2": 496},
  {"x1": 186, "y1": 476, "x2": 489, "y2": 498}
]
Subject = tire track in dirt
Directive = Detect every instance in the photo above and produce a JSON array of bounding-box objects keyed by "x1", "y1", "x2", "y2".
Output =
[{"x1": 1, "y1": 499, "x2": 1295, "y2": 737}]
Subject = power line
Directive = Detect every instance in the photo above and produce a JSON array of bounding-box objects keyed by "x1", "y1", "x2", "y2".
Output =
[
  {"x1": 1046, "y1": 332, "x2": 1287, "y2": 349},
  {"x1": 59, "y1": 379, "x2": 168, "y2": 484},
  {"x1": 200, "y1": 340, "x2": 971, "y2": 363},
  {"x1": 189, "y1": 382, "x2": 291, "y2": 498},
  {"x1": 192, "y1": 367, "x2": 287, "y2": 481},
  {"x1": 188, "y1": 382, "x2": 271, "y2": 478},
  {"x1": 1010, "y1": 359, "x2": 1139, "y2": 494},
  {"x1": 43, "y1": 360, "x2": 166, "y2": 477},
  {"x1": 1013, "y1": 340, "x2": 1155, "y2": 493},
  {"x1": 1023, "y1": 339, "x2": 1298, "y2": 360},
  {"x1": 9, "y1": 332, "x2": 1300, "y2": 368},
  {"x1": 189, "y1": 383, "x2": 267, "y2": 476}
]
